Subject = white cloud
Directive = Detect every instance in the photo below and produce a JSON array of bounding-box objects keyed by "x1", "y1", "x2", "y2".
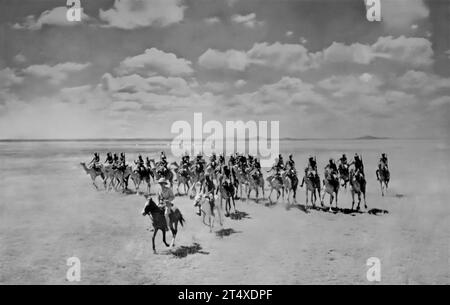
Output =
[
  {"x1": 198, "y1": 36, "x2": 434, "y2": 73},
  {"x1": 99, "y1": 0, "x2": 185, "y2": 29},
  {"x1": 23, "y1": 62, "x2": 90, "y2": 84},
  {"x1": 381, "y1": 0, "x2": 429, "y2": 31},
  {"x1": 204, "y1": 17, "x2": 220, "y2": 25},
  {"x1": 231, "y1": 13, "x2": 263, "y2": 28},
  {"x1": 102, "y1": 73, "x2": 194, "y2": 97},
  {"x1": 198, "y1": 49, "x2": 250, "y2": 71},
  {"x1": 12, "y1": 7, "x2": 89, "y2": 30},
  {"x1": 235, "y1": 79, "x2": 247, "y2": 88},
  {"x1": 396, "y1": 70, "x2": 450, "y2": 95},
  {"x1": 0, "y1": 68, "x2": 23, "y2": 89},
  {"x1": 318, "y1": 73, "x2": 382, "y2": 97},
  {"x1": 116, "y1": 48, "x2": 193, "y2": 76}
]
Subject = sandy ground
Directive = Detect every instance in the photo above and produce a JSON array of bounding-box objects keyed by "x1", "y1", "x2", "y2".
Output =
[{"x1": 0, "y1": 139, "x2": 449, "y2": 284}]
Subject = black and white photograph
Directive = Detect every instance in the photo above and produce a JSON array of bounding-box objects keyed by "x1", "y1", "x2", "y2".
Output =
[{"x1": 0, "y1": 0, "x2": 449, "y2": 288}]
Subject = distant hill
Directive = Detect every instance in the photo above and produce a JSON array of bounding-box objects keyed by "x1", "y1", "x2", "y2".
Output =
[{"x1": 354, "y1": 135, "x2": 389, "y2": 140}]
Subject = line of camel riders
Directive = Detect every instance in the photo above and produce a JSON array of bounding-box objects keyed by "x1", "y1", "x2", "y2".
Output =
[{"x1": 85, "y1": 151, "x2": 390, "y2": 229}]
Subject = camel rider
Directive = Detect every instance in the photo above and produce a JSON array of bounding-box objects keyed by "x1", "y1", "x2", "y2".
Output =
[
  {"x1": 301, "y1": 156, "x2": 318, "y2": 187},
  {"x1": 307, "y1": 156, "x2": 317, "y2": 172},
  {"x1": 113, "y1": 153, "x2": 119, "y2": 164},
  {"x1": 380, "y1": 153, "x2": 388, "y2": 169},
  {"x1": 350, "y1": 153, "x2": 364, "y2": 176},
  {"x1": 145, "y1": 157, "x2": 152, "y2": 168},
  {"x1": 277, "y1": 154, "x2": 285, "y2": 170},
  {"x1": 104, "y1": 152, "x2": 114, "y2": 165},
  {"x1": 254, "y1": 158, "x2": 261, "y2": 171},
  {"x1": 376, "y1": 153, "x2": 390, "y2": 181},
  {"x1": 135, "y1": 155, "x2": 145, "y2": 174},
  {"x1": 339, "y1": 154, "x2": 347, "y2": 166},
  {"x1": 157, "y1": 178, "x2": 175, "y2": 231},
  {"x1": 228, "y1": 154, "x2": 236, "y2": 167},
  {"x1": 286, "y1": 154, "x2": 295, "y2": 172},
  {"x1": 119, "y1": 153, "x2": 126, "y2": 171},
  {"x1": 160, "y1": 151, "x2": 167, "y2": 166},
  {"x1": 209, "y1": 153, "x2": 217, "y2": 170},
  {"x1": 325, "y1": 158, "x2": 338, "y2": 176},
  {"x1": 198, "y1": 173, "x2": 215, "y2": 216},
  {"x1": 89, "y1": 153, "x2": 100, "y2": 170}
]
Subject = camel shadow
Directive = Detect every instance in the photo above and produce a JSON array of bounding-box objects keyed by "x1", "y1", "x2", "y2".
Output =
[
  {"x1": 170, "y1": 243, "x2": 210, "y2": 258},
  {"x1": 229, "y1": 210, "x2": 251, "y2": 220},
  {"x1": 215, "y1": 228, "x2": 242, "y2": 238},
  {"x1": 367, "y1": 208, "x2": 389, "y2": 215}
]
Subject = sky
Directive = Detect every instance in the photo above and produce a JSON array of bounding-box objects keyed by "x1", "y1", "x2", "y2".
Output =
[{"x1": 0, "y1": 0, "x2": 449, "y2": 139}]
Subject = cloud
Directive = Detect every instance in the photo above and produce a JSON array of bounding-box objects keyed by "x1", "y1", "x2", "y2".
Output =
[
  {"x1": 204, "y1": 17, "x2": 220, "y2": 25},
  {"x1": 231, "y1": 13, "x2": 263, "y2": 28},
  {"x1": 381, "y1": 0, "x2": 429, "y2": 31},
  {"x1": 285, "y1": 31, "x2": 293, "y2": 37},
  {"x1": 198, "y1": 49, "x2": 250, "y2": 71},
  {"x1": 396, "y1": 70, "x2": 450, "y2": 95},
  {"x1": 116, "y1": 48, "x2": 193, "y2": 76},
  {"x1": 101, "y1": 73, "x2": 194, "y2": 97},
  {"x1": 0, "y1": 68, "x2": 23, "y2": 89},
  {"x1": 235, "y1": 79, "x2": 247, "y2": 88},
  {"x1": 199, "y1": 42, "x2": 317, "y2": 72},
  {"x1": 13, "y1": 54, "x2": 27, "y2": 64},
  {"x1": 12, "y1": 7, "x2": 89, "y2": 30},
  {"x1": 23, "y1": 62, "x2": 90, "y2": 84},
  {"x1": 318, "y1": 73, "x2": 383, "y2": 97},
  {"x1": 198, "y1": 36, "x2": 433, "y2": 73},
  {"x1": 99, "y1": 0, "x2": 185, "y2": 29}
]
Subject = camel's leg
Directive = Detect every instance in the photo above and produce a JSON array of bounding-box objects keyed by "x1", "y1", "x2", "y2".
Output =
[
  {"x1": 152, "y1": 229, "x2": 158, "y2": 254},
  {"x1": 268, "y1": 188, "x2": 273, "y2": 202},
  {"x1": 231, "y1": 196, "x2": 236, "y2": 213},
  {"x1": 329, "y1": 194, "x2": 333, "y2": 211},
  {"x1": 335, "y1": 191, "x2": 338, "y2": 209}
]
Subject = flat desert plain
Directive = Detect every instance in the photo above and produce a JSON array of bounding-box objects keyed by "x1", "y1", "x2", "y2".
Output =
[{"x1": 0, "y1": 139, "x2": 449, "y2": 284}]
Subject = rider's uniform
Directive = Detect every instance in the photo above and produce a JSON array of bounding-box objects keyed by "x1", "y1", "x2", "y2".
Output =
[{"x1": 158, "y1": 185, "x2": 175, "y2": 230}]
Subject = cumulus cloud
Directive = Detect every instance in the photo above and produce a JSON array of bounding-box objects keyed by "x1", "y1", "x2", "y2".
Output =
[
  {"x1": 99, "y1": 0, "x2": 185, "y2": 29},
  {"x1": 12, "y1": 6, "x2": 89, "y2": 30},
  {"x1": 231, "y1": 13, "x2": 263, "y2": 28},
  {"x1": 0, "y1": 68, "x2": 23, "y2": 89},
  {"x1": 198, "y1": 36, "x2": 434, "y2": 73},
  {"x1": 396, "y1": 70, "x2": 450, "y2": 95},
  {"x1": 101, "y1": 73, "x2": 194, "y2": 97},
  {"x1": 381, "y1": 0, "x2": 429, "y2": 31},
  {"x1": 318, "y1": 73, "x2": 383, "y2": 97},
  {"x1": 116, "y1": 48, "x2": 193, "y2": 76},
  {"x1": 23, "y1": 62, "x2": 90, "y2": 84}
]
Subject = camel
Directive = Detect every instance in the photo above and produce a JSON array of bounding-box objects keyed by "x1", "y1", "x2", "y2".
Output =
[
  {"x1": 282, "y1": 169, "x2": 298, "y2": 204},
  {"x1": 217, "y1": 175, "x2": 236, "y2": 217},
  {"x1": 148, "y1": 159, "x2": 174, "y2": 187},
  {"x1": 247, "y1": 169, "x2": 265, "y2": 201},
  {"x1": 301, "y1": 169, "x2": 321, "y2": 208},
  {"x1": 170, "y1": 162, "x2": 191, "y2": 195},
  {"x1": 350, "y1": 169, "x2": 367, "y2": 210},
  {"x1": 141, "y1": 197, "x2": 185, "y2": 253},
  {"x1": 321, "y1": 170, "x2": 340, "y2": 211},
  {"x1": 376, "y1": 164, "x2": 390, "y2": 196},
  {"x1": 338, "y1": 163, "x2": 350, "y2": 189},
  {"x1": 80, "y1": 163, "x2": 106, "y2": 190},
  {"x1": 266, "y1": 175, "x2": 284, "y2": 203},
  {"x1": 193, "y1": 193, "x2": 223, "y2": 232},
  {"x1": 130, "y1": 166, "x2": 151, "y2": 194},
  {"x1": 232, "y1": 165, "x2": 248, "y2": 200}
]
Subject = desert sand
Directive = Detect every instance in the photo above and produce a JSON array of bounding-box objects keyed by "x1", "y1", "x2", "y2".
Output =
[{"x1": 0, "y1": 139, "x2": 449, "y2": 284}]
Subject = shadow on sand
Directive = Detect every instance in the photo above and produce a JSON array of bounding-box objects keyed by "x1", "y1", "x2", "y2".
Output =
[
  {"x1": 215, "y1": 228, "x2": 242, "y2": 238},
  {"x1": 229, "y1": 210, "x2": 251, "y2": 220},
  {"x1": 170, "y1": 243, "x2": 210, "y2": 258},
  {"x1": 286, "y1": 203, "x2": 389, "y2": 216}
]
